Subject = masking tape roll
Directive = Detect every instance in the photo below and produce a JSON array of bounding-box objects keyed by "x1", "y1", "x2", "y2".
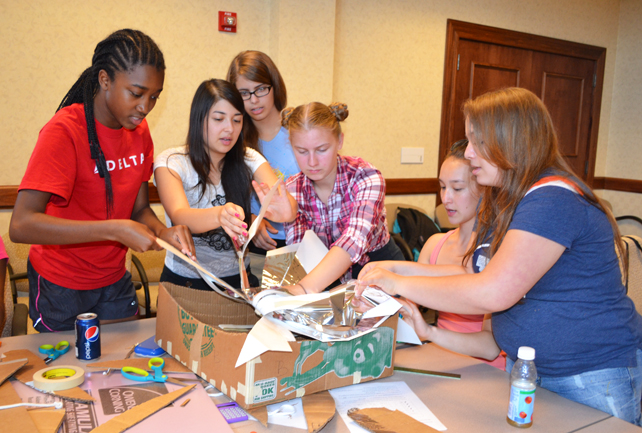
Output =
[{"x1": 32, "y1": 365, "x2": 85, "y2": 391}]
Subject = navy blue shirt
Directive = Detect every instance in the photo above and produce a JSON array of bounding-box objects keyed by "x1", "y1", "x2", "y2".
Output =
[{"x1": 473, "y1": 180, "x2": 642, "y2": 376}]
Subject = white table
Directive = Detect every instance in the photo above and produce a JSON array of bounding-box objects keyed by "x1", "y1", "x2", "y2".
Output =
[{"x1": 1, "y1": 318, "x2": 639, "y2": 432}]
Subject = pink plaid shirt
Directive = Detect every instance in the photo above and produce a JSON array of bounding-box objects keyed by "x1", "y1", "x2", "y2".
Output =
[{"x1": 285, "y1": 156, "x2": 390, "y2": 279}]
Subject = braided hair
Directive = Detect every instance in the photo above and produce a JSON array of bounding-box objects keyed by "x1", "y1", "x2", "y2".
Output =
[{"x1": 57, "y1": 29, "x2": 165, "y2": 218}]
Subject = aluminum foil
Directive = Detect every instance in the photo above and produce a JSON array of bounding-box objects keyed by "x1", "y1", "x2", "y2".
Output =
[
  {"x1": 261, "y1": 250, "x2": 307, "y2": 289},
  {"x1": 251, "y1": 281, "x2": 390, "y2": 342},
  {"x1": 198, "y1": 238, "x2": 394, "y2": 342}
]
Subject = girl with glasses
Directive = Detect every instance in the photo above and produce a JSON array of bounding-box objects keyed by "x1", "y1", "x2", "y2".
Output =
[
  {"x1": 357, "y1": 88, "x2": 642, "y2": 425},
  {"x1": 282, "y1": 102, "x2": 404, "y2": 295},
  {"x1": 227, "y1": 51, "x2": 299, "y2": 253},
  {"x1": 153, "y1": 79, "x2": 297, "y2": 291}
]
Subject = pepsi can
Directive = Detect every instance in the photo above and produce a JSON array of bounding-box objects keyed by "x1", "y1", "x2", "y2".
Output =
[{"x1": 75, "y1": 313, "x2": 101, "y2": 361}]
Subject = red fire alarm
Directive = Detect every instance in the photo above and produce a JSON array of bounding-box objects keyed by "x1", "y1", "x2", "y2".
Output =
[{"x1": 219, "y1": 11, "x2": 237, "y2": 33}]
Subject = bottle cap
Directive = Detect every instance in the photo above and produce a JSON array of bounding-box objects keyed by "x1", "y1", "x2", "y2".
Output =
[{"x1": 517, "y1": 346, "x2": 535, "y2": 360}]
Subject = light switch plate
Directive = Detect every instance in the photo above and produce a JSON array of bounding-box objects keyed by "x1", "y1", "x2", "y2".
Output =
[{"x1": 401, "y1": 147, "x2": 424, "y2": 164}]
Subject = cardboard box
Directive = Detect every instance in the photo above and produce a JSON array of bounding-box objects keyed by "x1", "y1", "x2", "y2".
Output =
[{"x1": 155, "y1": 283, "x2": 398, "y2": 409}]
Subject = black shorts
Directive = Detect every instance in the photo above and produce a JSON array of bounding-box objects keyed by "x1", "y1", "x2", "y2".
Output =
[
  {"x1": 28, "y1": 260, "x2": 138, "y2": 333},
  {"x1": 160, "y1": 265, "x2": 260, "y2": 291}
]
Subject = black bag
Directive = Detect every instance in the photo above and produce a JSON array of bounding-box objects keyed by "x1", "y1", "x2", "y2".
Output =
[{"x1": 394, "y1": 207, "x2": 442, "y2": 261}]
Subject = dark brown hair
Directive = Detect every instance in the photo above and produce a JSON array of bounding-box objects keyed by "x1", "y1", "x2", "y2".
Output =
[
  {"x1": 227, "y1": 50, "x2": 287, "y2": 152},
  {"x1": 181, "y1": 79, "x2": 252, "y2": 225}
]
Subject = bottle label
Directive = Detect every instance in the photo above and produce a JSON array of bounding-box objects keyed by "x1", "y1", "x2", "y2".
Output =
[{"x1": 507, "y1": 385, "x2": 535, "y2": 424}]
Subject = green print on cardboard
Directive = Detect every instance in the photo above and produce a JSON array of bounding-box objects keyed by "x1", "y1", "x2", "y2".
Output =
[
  {"x1": 280, "y1": 327, "x2": 394, "y2": 392},
  {"x1": 177, "y1": 306, "x2": 216, "y2": 357}
]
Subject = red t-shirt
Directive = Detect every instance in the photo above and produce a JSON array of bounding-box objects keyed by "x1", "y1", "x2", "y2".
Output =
[{"x1": 19, "y1": 103, "x2": 154, "y2": 290}]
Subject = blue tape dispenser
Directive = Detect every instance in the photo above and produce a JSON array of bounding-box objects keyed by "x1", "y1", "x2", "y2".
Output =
[{"x1": 134, "y1": 335, "x2": 166, "y2": 357}]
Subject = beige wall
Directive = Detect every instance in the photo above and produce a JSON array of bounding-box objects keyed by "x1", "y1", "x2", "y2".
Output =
[
  {"x1": 601, "y1": 0, "x2": 642, "y2": 218},
  {"x1": 0, "y1": 0, "x2": 640, "y2": 236},
  {"x1": 334, "y1": 0, "x2": 621, "y2": 180}
]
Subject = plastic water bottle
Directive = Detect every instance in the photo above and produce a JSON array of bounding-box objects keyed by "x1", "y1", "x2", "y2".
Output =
[{"x1": 507, "y1": 346, "x2": 537, "y2": 428}]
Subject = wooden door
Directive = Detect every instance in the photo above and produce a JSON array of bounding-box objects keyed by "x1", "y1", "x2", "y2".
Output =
[
  {"x1": 531, "y1": 52, "x2": 597, "y2": 178},
  {"x1": 439, "y1": 20, "x2": 606, "y2": 184}
]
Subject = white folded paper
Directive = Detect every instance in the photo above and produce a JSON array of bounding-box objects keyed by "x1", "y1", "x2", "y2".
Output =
[{"x1": 235, "y1": 316, "x2": 296, "y2": 367}]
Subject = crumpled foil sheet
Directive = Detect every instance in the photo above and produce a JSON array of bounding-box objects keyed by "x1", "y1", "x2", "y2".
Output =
[
  {"x1": 210, "y1": 247, "x2": 391, "y2": 342},
  {"x1": 260, "y1": 251, "x2": 307, "y2": 289},
  {"x1": 245, "y1": 280, "x2": 387, "y2": 342}
]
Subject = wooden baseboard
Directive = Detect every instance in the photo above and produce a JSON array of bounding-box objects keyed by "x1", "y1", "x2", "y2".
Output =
[
  {"x1": 385, "y1": 178, "x2": 440, "y2": 195},
  {"x1": 1, "y1": 176, "x2": 639, "y2": 210}
]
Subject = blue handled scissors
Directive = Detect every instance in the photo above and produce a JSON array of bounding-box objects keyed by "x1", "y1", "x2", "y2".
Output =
[
  {"x1": 122, "y1": 357, "x2": 186, "y2": 386},
  {"x1": 39, "y1": 340, "x2": 70, "y2": 364}
]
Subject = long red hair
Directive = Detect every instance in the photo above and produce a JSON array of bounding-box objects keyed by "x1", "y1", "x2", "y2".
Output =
[{"x1": 463, "y1": 88, "x2": 624, "y2": 272}]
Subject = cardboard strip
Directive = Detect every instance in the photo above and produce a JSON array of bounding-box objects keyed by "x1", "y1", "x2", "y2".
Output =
[
  {"x1": 393, "y1": 366, "x2": 461, "y2": 380},
  {"x1": 2, "y1": 349, "x2": 50, "y2": 383},
  {"x1": 301, "y1": 391, "x2": 336, "y2": 433},
  {"x1": 155, "y1": 238, "x2": 241, "y2": 299},
  {"x1": 89, "y1": 384, "x2": 196, "y2": 433},
  {"x1": 29, "y1": 408, "x2": 66, "y2": 433},
  {"x1": 347, "y1": 407, "x2": 439, "y2": 433},
  {"x1": 0, "y1": 358, "x2": 28, "y2": 386},
  {"x1": 0, "y1": 381, "x2": 40, "y2": 433}
]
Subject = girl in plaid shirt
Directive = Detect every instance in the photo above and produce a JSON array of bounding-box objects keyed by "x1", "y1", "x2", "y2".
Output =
[{"x1": 282, "y1": 102, "x2": 404, "y2": 295}]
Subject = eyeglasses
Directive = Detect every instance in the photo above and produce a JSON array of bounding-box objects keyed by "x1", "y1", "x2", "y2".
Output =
[{"x1": 239, "y1": 85, "x2": 272, "y2": 101}]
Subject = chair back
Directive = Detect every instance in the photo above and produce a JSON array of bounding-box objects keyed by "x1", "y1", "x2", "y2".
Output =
[
  {"x1": 622, "y1": 235, "x2": 642, "y2": 314},
  {"x1": 1, "y1": 232, "x2": 30, "y2": 297},
  {"x1": 132, "y1": 249, "x2": 166, "y2": 283},
  {"x1": 1, "y1": 232, "x2": 31, "y2": 336},
  {"x1": 1, "y1": 236, "x2": 10, "y2": 337},
  {"x1": 129, "y1": 210, "x2": 168, "y2": 317}
]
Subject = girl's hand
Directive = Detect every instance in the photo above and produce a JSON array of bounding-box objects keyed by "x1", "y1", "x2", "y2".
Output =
[
  {"x1": 158, "y1": 224, "x2": 196, "y2": 260},
  {"x1": 252, "y1": 180, "x2": 297, "y2": 223},
  {"x1": 357, "y1": 260, "x2": 398, "y2": 279},
  {"x1": 397, "y1": 298, "x2": 431, "y2": 341},
  {"x1": 218, "y1": 202, "x2": 248, "y2": 245},
  {"x1": 114, "y1": 220, "x2": 159, "y2": 253},
  {"x1": 355, "y1": 267, "x2": 400, "y2": 298},
  {"x1": 252, "y1": 218, "x2": 278, "y2": 250}
]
